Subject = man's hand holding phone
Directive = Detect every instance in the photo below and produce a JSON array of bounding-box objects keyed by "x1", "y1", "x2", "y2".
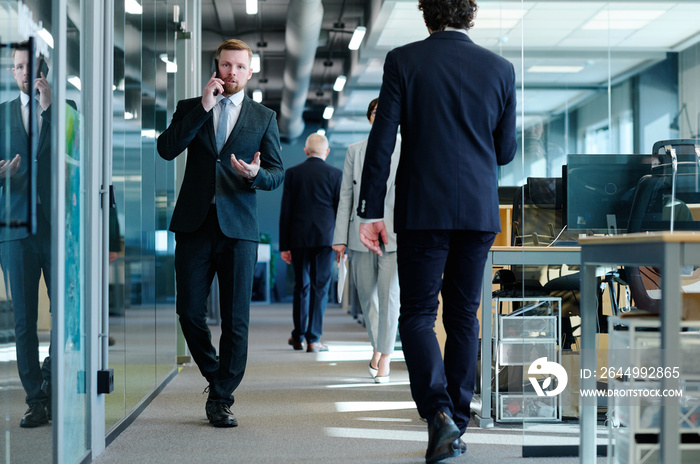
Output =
[
  {"x1": 35, "y1": 71, "x2": 51, "y2": 111},
  {"x1": 202, "y1": 72, "x2": 225, "y2": 111}
]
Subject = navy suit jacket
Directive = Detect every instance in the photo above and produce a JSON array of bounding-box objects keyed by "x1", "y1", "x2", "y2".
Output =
[
  {"x1": 0, "y1": 96, "x2": 52, "y2": 242},
  {"x1": 279, "y1": 157, "x2": 342, "y2": 250},
  {"x1": 157, "y1": 95, "x2": 284, "y2": 242},
  {"x1": 358, "y1": 31, "x2": 517, "y2": 233}
]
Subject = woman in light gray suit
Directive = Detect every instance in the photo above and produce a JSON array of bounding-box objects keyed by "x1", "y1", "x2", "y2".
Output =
[{"x1": 332, "y1": 99, "x2": 400, "y2": 383}]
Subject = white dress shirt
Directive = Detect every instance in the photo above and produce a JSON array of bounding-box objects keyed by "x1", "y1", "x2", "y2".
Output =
[{"x1": 20, "y1": 92, "x2": 41, "y2": 134}]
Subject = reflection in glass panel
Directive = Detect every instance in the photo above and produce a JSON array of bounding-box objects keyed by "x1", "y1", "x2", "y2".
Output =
[
  {"x1": 62, "y1": 0, "x2": 89, "y2": 461},
  {"x1": 0, "y1": 1, "x2": 54, "y2": 462},
  {"x1": 154, "y1": 0, "x2": 177, "y2": 384},
  {"x1": 107, "y1": 0, "x2": 127, "y2": 429},
  {"x1": 107, "y1": 0, "x2": 180, "y2": 433}
]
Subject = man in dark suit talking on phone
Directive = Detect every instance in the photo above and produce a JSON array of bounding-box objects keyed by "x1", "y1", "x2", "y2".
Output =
[
  {"x1": 157, "y1": 39, "x2": 283, "y2": 428},
  {"x1": 357, "y1": 1, "x2": 517, "y2": 462}
]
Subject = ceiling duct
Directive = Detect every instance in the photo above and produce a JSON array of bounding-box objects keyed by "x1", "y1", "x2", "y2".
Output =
[{"x1": 278, "y1": 0, "x2": 324, "y2": 139}]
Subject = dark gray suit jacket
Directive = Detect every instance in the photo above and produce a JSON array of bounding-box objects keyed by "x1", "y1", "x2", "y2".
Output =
[
  {"x1": 157, "y1": 95, "x2": 284, "y2": 241},
  {"x1": 0, "y1": 96, "x2": 52, "y2": 242},
  {"x1": 358, "y1": 31, "x2": 517, "y2": 233},
  {"x1": 279, "y1": 157, "x2": 342, "y2": 250}
]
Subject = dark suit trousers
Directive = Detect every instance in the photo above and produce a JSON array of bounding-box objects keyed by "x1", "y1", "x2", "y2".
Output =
[
  {"x1": 397, "y1": 230, "x2": 496, "y2": 434},
  {"x1": 290, "y1": 246, "x2": 334, "y2": 343},
  {"x1": 174, "y1": 205, "x2": 257, "y2": 405},
  {"x1": 0, "y1": 213, "x2": 52, "y2": 406}
]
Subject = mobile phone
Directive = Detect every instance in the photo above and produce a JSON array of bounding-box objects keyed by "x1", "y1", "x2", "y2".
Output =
[
  {"x1": 36, "y1": 57, "x2": 48, "y2": 79},
  {"x1": 213, "y1": 58, "x2": 219, "y2": 96}
]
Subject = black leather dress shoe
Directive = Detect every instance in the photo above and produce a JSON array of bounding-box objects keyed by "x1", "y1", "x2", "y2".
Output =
[
  {"x1": 425, "y1": 411, "x2": 460, "y2": 464},
  {"x1": 452, "y1": 438, "x2": 467, "y2": 454},
  {"x1": 20, "y1": 403, "x2": 49, "y2": 428},
  {"x1": 288, "y1": 337, "x2": 304, "y2": 351},
  {"x1": 205, "y1": 401, "x2": 238, "y2": 428}
]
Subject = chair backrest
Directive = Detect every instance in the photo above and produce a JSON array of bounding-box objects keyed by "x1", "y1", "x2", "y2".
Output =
[{"x1": 511, "y1": 177, "x2": 563, "y2": 246}]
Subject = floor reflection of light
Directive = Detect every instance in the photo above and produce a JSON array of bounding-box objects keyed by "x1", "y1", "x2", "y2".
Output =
[
  {"x1": 314, "y1": 342, "x2": 405, "y2": 362},
  {"x1": 326, "y1": 427, "x2": 557, "y2": 445},
  {"x1": 0, "y1": 343, "x2": 49, "y2": 362},
  {"x1": 326, "y1": 380, "x2": 411, "y2": 388},
  {"x1": 356, "y1": 417, "x2": 414, "y2": 422},
  {"x1": 326, "y1": 427, "x2": 427, "y2": 441},
  {"x1": 335, "y1": 401, "x2": 415, "y2": 412}
]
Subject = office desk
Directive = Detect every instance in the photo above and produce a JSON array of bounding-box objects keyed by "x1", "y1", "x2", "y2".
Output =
[
  {"x1": 579, "y1": 233, "x2": 700, "y2": 464},
  {"x1": 475, "y1": 246, "x2": 581, "y2": 428}
]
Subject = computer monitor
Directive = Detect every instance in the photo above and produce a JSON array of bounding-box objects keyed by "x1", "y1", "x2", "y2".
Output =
[{"x1": 565, "y1": 154, "x2": 656, "y2": 233}]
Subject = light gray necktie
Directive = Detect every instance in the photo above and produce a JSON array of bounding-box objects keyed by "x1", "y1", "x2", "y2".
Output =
[{"x1": 216, "y1": 98, "x2": 230, "y2": 153}]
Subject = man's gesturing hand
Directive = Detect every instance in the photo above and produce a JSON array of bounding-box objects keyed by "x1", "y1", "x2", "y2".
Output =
[{"x1": 230, "y1": 152, "x2": 260, "y2": 180}]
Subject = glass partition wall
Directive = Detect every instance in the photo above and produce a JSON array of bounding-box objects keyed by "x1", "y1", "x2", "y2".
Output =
[
  {"x1": 106, "y1": 0, "x2": 179, "y2": 434},
  {"x1": 480, "y1": 0, "x2": 700, "y2": 459}
]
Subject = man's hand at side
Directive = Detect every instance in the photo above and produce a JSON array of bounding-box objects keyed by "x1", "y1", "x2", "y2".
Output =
[
  {"x1": 359, "y1": 221, "x2": 388, "y2": 257},
  {"x1": 280, "y1": 250, "x2": 291, "y2": 264},
  {"x1": 332, "y1": 244, "x2": 346, "y2": 263}
]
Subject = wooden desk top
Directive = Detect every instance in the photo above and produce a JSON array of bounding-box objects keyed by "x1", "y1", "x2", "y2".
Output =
[
  {"x1": 491, "y1": 245, "x2": 580, "y2": 252},
  {"x1": 578, "y1": 231, "x2": 700, "y2": 245}
]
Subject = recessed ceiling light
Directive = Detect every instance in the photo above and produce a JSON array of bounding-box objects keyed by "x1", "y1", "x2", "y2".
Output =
[
  {"x1": 333, "y1": 75, "x2": 347, "y2": 92},
  {"x1": 125, "y1": 0, "x2": 142, "y2": 15},
  {"x1": 251, "y1": 54, "x2": 261, "y2": 73},
  {"x1": 582, "y1": 10, "x2": 665, "y2": 30},
  {"x1": 527, "y1": 66, "x2": 584, "y2": 74},
  {"x1": 38, "y1": 28, "x2": 54, "y2": 49},
  {"x1": 348, "y1": 27, "x2": 366, "y2": 50},
  {"x1": 246, "y1": 0, "x2": 258, "y2": 15}
]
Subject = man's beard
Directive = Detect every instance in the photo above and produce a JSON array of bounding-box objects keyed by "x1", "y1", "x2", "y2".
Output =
[{"x1": 223, "y1": 81, "x2": 245, "y2": 95}]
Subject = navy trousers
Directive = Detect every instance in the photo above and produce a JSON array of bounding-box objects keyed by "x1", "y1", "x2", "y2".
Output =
[
  {"x1": 397, "y1": 229, "x2": 496, "y2": 434},
  {"x1": 174, "y1": 206, "x2": 257, "y2": 405},
  {"x1": 0, "y1": 212, "x2": 52, "y2": 406},
  {"x1": 290, "y1": 246, "x2": 334, "y2": 343}
]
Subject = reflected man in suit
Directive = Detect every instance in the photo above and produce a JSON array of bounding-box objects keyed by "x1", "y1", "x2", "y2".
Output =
[
  {"x1": 0, "y1": 43, "x2": 53, "y2": 428},
  {"x1": 332, "y1": 98, "x2": 400, "y2": 383},
  {"x1": 157, "y1": 39, "x2": 284, "y2": 428},
  {"x1": 357, "y1": 1, "x2": 517, "y2": 462},
  {"x1": 279, "y1": 134, "x2": 342, "y2": 353}
]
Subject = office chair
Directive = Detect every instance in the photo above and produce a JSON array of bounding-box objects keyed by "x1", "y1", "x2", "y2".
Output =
[
  {"x1": 624, "y1": 175, "x2": 700, "y2": 313},
  {"x1": 624, "y1": 140, "x2": 700, "y2": 313}
]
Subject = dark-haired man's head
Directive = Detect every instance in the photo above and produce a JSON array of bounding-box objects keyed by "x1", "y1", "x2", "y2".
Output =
[{"x1": 418, "y1": 0, "x2": 478, "y2": 33}]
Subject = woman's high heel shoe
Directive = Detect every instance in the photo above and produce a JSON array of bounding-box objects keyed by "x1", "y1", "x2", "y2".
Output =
[
  {"x1": 368, "y1": 362, "x2": 378, "y2": 378},
  {"x1": 374, "y1": 369, "x2": 390, "y2": 384}
]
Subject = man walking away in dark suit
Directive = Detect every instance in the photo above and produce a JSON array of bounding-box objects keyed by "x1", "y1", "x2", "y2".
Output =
[
  {"x1": 357, "y1": 1, "x2": 517, "y2": 462},
  {"x1": 0, "y1": 43, "x2": 54, "y2": 428},
  {"x1": 157, "y1": 39, "x2": 284, "y2": 428},
  {"x1": 279, "y1": 134, "x2": 342, "y2": 353}
]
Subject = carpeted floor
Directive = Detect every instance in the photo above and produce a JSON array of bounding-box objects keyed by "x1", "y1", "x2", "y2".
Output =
[{"x1": 92, "y1": 303, "x2": 603, "y2": 464}]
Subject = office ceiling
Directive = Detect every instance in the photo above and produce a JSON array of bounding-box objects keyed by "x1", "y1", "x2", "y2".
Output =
[{"x1": 199, "y1": 0, "x2": 700, "y2": 143}]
